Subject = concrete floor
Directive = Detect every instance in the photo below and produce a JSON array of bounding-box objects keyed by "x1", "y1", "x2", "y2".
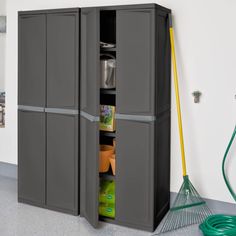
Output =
[{"x1": 0, "y1": 175, "x2": 203, "y2": 236}]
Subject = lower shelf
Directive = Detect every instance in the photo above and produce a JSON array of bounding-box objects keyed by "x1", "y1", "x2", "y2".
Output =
[
  {"x1": 100, "y1": 131, "x2": 116, "y2": 138},
  {"x1": 99, "y1": 166, "x2": 115, "y2": 180},
  {"x1": 99, "y1": 173, "x2": 115, "y2": 181},
  {"x1": 99, "y1": 216, "x2": 116, "y2": 223}
]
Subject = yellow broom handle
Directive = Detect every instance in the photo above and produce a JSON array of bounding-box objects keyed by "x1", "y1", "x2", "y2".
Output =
[{"x1": 169, "y1": 23, "x2": 187, "y2": 177}]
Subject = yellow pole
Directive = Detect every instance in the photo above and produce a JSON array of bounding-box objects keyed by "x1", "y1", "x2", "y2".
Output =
[{"x1": 169, "y1": 24, "x2": 187, "y2": 177}]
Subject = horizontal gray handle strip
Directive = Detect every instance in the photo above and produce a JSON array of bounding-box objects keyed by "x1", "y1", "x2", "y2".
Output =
[
  {"x1": 80, "y1": 111, "x2": 100, "y2": 122},
  {"x1": 18, "y1": 105, "x2": 44, "y2": 112},
  {"x1": 115, "y1": 113, "x2": 156, "y2": 122},
  {"x1": 45, "y1": 108, "x2": 79, "y2": 115}
]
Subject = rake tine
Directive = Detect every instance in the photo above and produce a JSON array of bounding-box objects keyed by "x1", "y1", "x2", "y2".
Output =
[{"x1": 159, "y1": 177, "x2": 212, "y2": 234}]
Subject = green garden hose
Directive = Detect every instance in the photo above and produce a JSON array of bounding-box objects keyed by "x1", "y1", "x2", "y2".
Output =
[{"x1": 199, "y1": 126, "x2": 236, "y2": 236}]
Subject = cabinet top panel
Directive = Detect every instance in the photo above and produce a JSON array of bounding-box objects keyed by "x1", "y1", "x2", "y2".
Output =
[
  {"x1": 18, "y1": 8, "x2": 80, "y2": 16},
  {"x1": 82, "y1": 3, "x2": 171, "y2": 13},
  {"x1": 18, "y1": 3, "x2": 171, "y2": 16}
]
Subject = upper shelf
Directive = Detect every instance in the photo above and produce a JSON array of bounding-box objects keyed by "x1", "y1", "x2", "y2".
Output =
[
  {"x1": 100, "y1": 131, "x2": 116, "y2": 138},
  {"x1": 99, "y1": 172, "x2": 115, "y2": 181},
  {"x1": 100, "y1": 89, "x2": 116, "y2": 95},
  {"x1": 100, "y1": 47, "x2": 116, "y2": 52}
]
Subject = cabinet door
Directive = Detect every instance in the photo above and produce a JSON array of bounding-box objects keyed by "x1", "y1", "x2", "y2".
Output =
[
  {"x1": 18, "y1": 14, "x2": 46, "y2": 107},
  {"x1": 46, "y1": 113, "x2": 78, "y2": 214},
  {"x1": 116, "y1": 9, "x2": 155, "y2": 116},
  {"x1": 80, "y1": 8, "x2": 100, "y2": 116},
  {"x1": 80, "y1": 116, "x2": 99, "y2": 227},
  {"x1": 18, "y1": 110, "x2": 45, "y2": 204},
  {"x1": 116, "y1": 120, "x2": 154, "y2": 229},
  {"x1": 47, "y1": 11, "x2": 79, "y2": 109}
]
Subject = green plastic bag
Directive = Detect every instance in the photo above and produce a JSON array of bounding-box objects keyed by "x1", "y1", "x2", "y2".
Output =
[
  {"x1": 99, "y1": 203, "x2": 115, "y2": 218},
  {"x1": 99, "y1": 180, "x2": 115, "y2": 204}
]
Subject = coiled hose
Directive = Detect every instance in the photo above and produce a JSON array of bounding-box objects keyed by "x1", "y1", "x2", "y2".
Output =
[{"x1": 199, "y1": 126, "x2": 236, "y2": 236}]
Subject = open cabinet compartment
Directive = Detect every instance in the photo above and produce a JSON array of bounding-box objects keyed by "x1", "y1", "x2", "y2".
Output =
[
  {"x1": 100, "y1": 10, "x2": 116, "y2": 47},
  {"x1": 99, "y1": 9, "x2": 117, "y2": 221},
  {"x1": 80, "y1": 4, "x2": 171, "y2": 232}
]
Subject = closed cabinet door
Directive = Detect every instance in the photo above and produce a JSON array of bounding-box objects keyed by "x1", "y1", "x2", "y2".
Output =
[
  {"x1": 18, "y1": 111, "x2": 46, "y2": 204},
  {"x1": 116, "y1": 119, "x2": 155, "y2": 229},
  {"x1": 116, "y1": 9, "x2": 155, "y2": 116},
  {"x1": 46, "y1": 113, "x2": 78, "y2": 214},
  {"x1": 80, "y1": 8, "x2": 100, "y2": 116},
  {"x1": 80, "y1": 116, "x2": 99, "y2": 228},
  {"x1": 47, "y1": 11, "x2": 79, "y2": 109},
  {"x1": 18, "y1": 14, "x2": 46, "y2": 107}
]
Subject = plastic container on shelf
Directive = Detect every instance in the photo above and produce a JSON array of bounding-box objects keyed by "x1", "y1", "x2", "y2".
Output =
[
  {"x1": 100, "y1": 53, "x2": 116, "y2": 89},
  {"x1": 99, "y1": 145, "x2": 114, "y2": 173},
  {"x1": 110, "y1": 154, "x2": 116, "y2": 175}
]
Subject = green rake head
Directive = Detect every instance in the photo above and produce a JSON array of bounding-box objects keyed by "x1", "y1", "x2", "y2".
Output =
[{"x1": 159, "y1": 176, "x2": 212, "y2": 234}]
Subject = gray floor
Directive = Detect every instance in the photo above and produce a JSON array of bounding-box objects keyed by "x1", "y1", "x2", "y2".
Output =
[{"x1": 0, "y1": 175, "x2": 214, "y2": 236}]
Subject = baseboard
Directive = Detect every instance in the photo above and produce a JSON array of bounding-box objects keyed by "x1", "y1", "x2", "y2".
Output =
[{"x1": 0, "y1": 161, "x2": 17, "y2": 179}]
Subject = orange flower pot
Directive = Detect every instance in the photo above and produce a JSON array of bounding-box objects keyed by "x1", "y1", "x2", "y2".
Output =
[
  {"x1": 110, "y1": 154, "x2": 116, "y2": 175},
  {"x1": 99, "y1": 145, "x2": 114, "y2": 173}
]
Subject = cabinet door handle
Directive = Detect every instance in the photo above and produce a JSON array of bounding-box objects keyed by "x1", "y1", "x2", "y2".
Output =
[
  {"x1": 115, "y1": 113, "x2": 156, "y2": 122},
  {"x1": 18, "y1": 105, "x2": 45, "y2": 112},
  {"x1": 80, "y1": 111, "x2": 99, "y2": 122},
  {"x1": 45, "y1": 108, "x2": 79, "y2": 115}
]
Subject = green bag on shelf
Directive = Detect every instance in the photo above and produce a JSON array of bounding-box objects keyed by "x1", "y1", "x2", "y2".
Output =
[
  {"x1": 99, "y1": 180, "x2": 115, "y2": 204},
  {"x1": 99, "y1": 203, "x2": 115, "y2": 218}
]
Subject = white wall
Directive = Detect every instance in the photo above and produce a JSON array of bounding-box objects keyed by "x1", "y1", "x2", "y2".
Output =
[
  {"x1": 0, "y1": 0, "x2": 6, "y2": 92},
  {"x1": 4, "y1": 0, "x2": 236, "y2": 203}
]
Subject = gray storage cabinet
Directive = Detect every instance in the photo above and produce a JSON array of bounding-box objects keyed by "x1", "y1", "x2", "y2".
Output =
[
  {"x1": 80, "y1": 4, "x2": 171, "y2": 232},
  {"x1": 18, "y1": 8, "x2": 80, "y2": 215},
  {"x1": 18, "y1": 3, "x2": 170, "y2": 231}
]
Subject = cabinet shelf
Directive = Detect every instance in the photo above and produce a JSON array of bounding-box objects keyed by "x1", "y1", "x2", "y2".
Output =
[
  {"x1": 100, "y1": 47, "x2": 116, "y2": 52},
  {"x1": 100, "y1": 131, "x2": 116, "y2": 138},
  {"x1": 100, "y1": 89, "x2": 116, "y2": 95},
  {"x1": 99, "y1": 172, "x2": 115, "y2": 181},
  {"x1": 99, "y1": 216, "x2": 116, "y2": 223}
]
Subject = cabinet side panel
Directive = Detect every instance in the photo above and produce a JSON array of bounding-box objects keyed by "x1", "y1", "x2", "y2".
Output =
[
  {"x1": 154, "y1": 113, "x2": 171, "y2": 229},
  {"x1": 156, "y1": 11, "x2": 171, "y2": 115}
]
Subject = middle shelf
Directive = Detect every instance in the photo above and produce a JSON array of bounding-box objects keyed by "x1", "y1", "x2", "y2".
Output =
[
  {"x1": 100, "y1": 47, "x2": 116, "y2": 52},
  {"x1": 100, "y1": 88, "x2": 116, "y2": 95},
  {"x1": 100, "y1": 131, "x2": 116, "y2": 138},
  {"x1": 100, "y1": 171, "x2": 115, "y2": 181}
]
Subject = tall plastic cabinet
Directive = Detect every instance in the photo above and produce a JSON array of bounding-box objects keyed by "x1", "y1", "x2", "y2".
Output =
[
  {"x1": 18, "y1": 8, "x2": 80, "y2": 215},
  {"x1": 80, "y1": 4, "x2": 171, "y2": 231}
]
